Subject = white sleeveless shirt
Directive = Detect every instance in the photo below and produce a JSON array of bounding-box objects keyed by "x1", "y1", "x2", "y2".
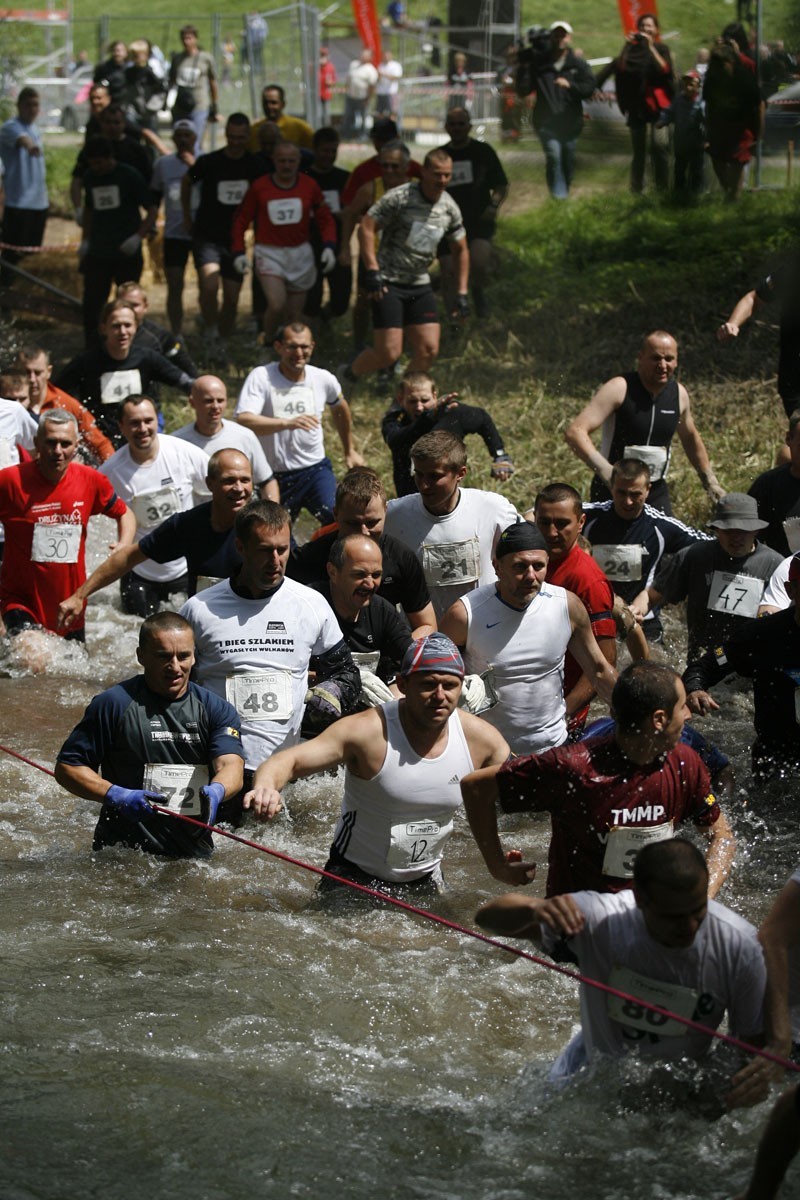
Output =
[
  {"x1": 332, "y1": 700, "x2": 475, "y2": 882},
  {"x1": 461, "y1": 582, "x2": 572, "y2": 756}
]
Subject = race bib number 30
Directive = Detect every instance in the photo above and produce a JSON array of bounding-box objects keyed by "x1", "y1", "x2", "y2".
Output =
[
  {"x1": 31, "y1": 522, "x2": 82, "y2": 564},
  {"x1": 422, "y1": 538, "x2": 480, "y2": 587},
  {"x1": 144, "y1": 762, "x2": 208, "y2": 817},
  {"x1": 707, "y1": 571, "x2": 763, "y2": 619},
  {"x1": 386, "y1": 817, "x2": 452, "y2": 869},
  {"x1": 226, "y1": 670, "x2": 292, "y2": 720}
]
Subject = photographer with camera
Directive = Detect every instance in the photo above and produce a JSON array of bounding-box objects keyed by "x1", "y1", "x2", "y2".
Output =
[
  {"x1": 596, "y1": 12, "x2": 675, "y2": 194},
  {"x1": 515, "y1": 21, "x2": 595, "y2": 199}
]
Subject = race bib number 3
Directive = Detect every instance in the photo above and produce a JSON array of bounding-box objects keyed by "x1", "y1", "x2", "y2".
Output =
[
  {"x1": 226, "y1": 670, "x2": 292, "y2": 721},
  {"x1": 386, "y1": 817, "x2": 452, "y2": 869},
  {"x1": 99, "y1": 368, "x2": 142, "y2": 406},
  {"x1": 602, "y1": 821, "x2": 674, "y2": 878},
  {"x1": 31, "y1": 522, "x2": 82, "y2": 564},
  {"x1": 592, "y1": 543, "x2": 643, "y2": 582},
  {"x1": 267, "y1": 197, "x2": 302, "y2": 225},
  {"x1": 707, "y1": 571, "x2": 763, "y2": 619},
  {"x1": 607, "y1": 966, "x2": 701, "y2": 1040},
  {"x1": 129, "y1": 486, "x2": 181, "y2": 529},
  {"x1": 144, "y1": 762, "x2": 208, "y2": 817}
]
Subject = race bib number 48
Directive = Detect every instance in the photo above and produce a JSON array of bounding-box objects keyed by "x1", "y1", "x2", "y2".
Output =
[{"x1": 226, "y1": 670, "x2": 292, "y2": 720}]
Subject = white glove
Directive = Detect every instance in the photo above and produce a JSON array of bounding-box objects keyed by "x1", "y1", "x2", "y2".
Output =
[
  {"x1": 320, "y1": 246, "x2": 336, "y2": 275},
  {"x1": 119, "y1": 233, "x2": 142, "y2": 256},
  {"x1": 233, "y1": 254, "x2": 250, "y2": 276},
  {"x1": 359, "y1": 668, "x2": 394, "y2": 709},
  {"x1": 458, "y1": 673, "x2": 491, "y2": 715}
]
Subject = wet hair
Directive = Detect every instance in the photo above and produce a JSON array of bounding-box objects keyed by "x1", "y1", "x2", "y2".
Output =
[
  {"x1": 15, "y1": 344, "x2": 50, "y2": 365},
  {"x1": 313, "y1": 126, "x2": 339, "y2": 147},
  {"x1": 633, "y1": 838, "x2": 708, "y2": 896},
  {"x1": 611, "y1": 661, "x2": 681, "y2": 734},
  {"x1": 328, "y1": 533, "x2": 381, "y2": 570},
  {"x1": 423, "y1": 148, "x2": 452, "y2": 170},
  {"x1": 138, "y1": 610, "x2": 194, "y2": 650},
  {"x1": 334, "y1": 467, "x2": 387, "y2": 510},
  {"x1": 226, "y1": 112, "x2": 251, "y2": 129},
  {"x1": 379, "y1": 139, "x2": 411, "y2": 164},
  {"x1": 410, "y1": 430, "x2": 466, "y2": 470},
  {"x1": 0, "y1": 367, "x2": 28, "y2": 389},
  {"x1": 263, "y1": 83, "x2": 286, "y2": 103},
  {"x1": 206, "y1": 448, "x2": 251, "y2": 483},
  {"x1": 118, "y1": 393, "x2": 157, "y2": 420},
  {"x1": 37, "y1": 408, "x2": 78, "y2": 435},
  {"x1": 235, "y1": 498, "x2": 291, "y2": 542},
  {"x1": 100, "y1": 298, "x2": 136, "y2": 325},
  {"x1": 610, "y1": 458, "x2": 652, "y2": 485},
  {"x1": 534, "y1": 482, "x2": 583, "y2": 516}
]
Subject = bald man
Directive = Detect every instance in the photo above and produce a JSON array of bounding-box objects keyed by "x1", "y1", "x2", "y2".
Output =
[
  {"x1": 58, "y1": 448, "x2": 256, "y2": 631},
  {"x1": 174, "y1": 374, "x2": 278, "y2": 500},
  {"x1": 564, "y1": 330, "x2": 723, "y2": 515}
]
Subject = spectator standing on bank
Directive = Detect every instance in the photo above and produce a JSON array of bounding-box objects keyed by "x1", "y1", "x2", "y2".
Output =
[
  {"x1": 343, "y1": 49, "x2": 379, "y2": 140},
  {"x1": 376, "y1": 50, "x2": 403, "y2": 117},
  {"x1": 93, "y1": 41, "x2": 129, "y2": 103},
  {"x1": 703, "y1": 39, "x2": 763, "y2": 202},
  {"x1": 319, "y1": 47, "x2": 338, "y2": 125},
  {"x1": 169, "y1": 25, "x2": 218, "y2": 149},
  {"x1": 0, "y1": 88, "x2": 48, "y2": 289},
  {"x1": 656, "y1": 70, "x2": 706, "y2": 197}
]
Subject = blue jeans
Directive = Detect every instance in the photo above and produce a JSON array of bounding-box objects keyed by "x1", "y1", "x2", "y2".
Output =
[
  {"x1": 274, "y1": 457, "x2": 336, "y2": 525},
  {"x1": 538, "y1": 133, "x2": 576, "y2": 199}
]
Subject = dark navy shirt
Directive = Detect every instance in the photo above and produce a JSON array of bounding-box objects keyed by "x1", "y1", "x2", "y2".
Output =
[
  {"x1": 139, "y1": 502, "x2": 241, "y2": 595},
  {"x1": 58, "y1": 675, "x2": 242, "y2": 856}
]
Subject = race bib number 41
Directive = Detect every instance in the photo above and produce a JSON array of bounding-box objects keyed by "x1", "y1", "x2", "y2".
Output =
[
  {"x1": 226, "y1": 670, "x2": 292, "y2": 721},
  {"x1": 100, "y1": 368, "x2": 142, "y2": 406}
]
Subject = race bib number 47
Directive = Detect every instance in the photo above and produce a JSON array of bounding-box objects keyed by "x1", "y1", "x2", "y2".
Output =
[{"x1": 707, "y1": 571, "x2": 763, "y2": 619}]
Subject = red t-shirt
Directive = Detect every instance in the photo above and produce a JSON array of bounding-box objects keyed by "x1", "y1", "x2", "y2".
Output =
[
  {"x1": 0, "y1": 460, "x2": 127, "y2": 633},
  {"x1": 231, "y1": 174, "x2": 336, "y2": 254},
  {"x1": 497, "y1": 734, "x2": 718, "y2": 896},
  {"x1": 546, "y1": 542, "x2": 615, "y2": 722}
]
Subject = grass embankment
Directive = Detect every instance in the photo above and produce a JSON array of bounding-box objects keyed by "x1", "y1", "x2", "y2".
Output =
[{"x1": 24, "y1": 137, "x2": 800, "y2": 533}]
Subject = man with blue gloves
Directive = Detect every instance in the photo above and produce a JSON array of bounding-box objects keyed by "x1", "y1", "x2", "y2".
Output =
[{"x1": 55, "y1": 611, "x2": 243, "y2": 857}]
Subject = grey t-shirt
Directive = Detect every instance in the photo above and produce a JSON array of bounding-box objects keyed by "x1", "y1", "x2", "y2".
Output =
[{"x1": 367, "y1": 180, "x2": 465, "y2": 286}]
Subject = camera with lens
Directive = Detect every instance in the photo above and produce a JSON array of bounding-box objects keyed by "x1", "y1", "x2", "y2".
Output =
[{"x1": 514, "y1": 26, "x2": 553, "y2": 95}]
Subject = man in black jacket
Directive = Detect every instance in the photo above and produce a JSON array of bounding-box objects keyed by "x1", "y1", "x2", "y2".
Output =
[{"x1": 519, "y1": 21, "x2": 595, "y2": 199}]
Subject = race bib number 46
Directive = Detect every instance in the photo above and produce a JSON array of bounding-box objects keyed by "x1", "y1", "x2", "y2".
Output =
[
  {"x1": 271, "y1": 384, "x2": 314, "y2": 422},
  {"x1": 226, "y1": 670, "x2": 292, "y2": 720},
  {"x1": 144, "y1": 762, "x2": 208, "y2": 817},
  {"x1": 31, "y1": 522, "x2": 82, "y2": 564}
]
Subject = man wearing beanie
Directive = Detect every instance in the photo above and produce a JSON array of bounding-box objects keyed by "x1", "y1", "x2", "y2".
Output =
[
  {"x1": 243, "y1": 632, "x2": 510, "y2": 894},
  {"x1": 440, "y1": 522, "x2": 617, "y2": 756}
]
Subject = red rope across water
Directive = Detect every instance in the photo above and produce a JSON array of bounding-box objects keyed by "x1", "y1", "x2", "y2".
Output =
[{"x1": 2, "y1": 739, "x2": 797, "y2": 1077}]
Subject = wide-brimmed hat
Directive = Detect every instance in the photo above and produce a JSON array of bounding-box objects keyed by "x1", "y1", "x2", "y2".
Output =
[{"x1": 708, "y1": 492, "x2": 768, "y2": 531}]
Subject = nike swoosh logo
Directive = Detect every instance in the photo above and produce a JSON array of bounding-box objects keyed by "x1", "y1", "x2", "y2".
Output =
[{"x1": 486, "y1": 621, "x2": 501, "y2": 628}]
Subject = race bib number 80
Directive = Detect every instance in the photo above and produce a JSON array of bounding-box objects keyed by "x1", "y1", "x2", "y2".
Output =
[{"x1": 607, "y1": 966, "x2": 702, "y2": 1040}]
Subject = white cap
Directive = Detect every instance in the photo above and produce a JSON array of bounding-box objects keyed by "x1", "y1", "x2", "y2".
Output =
[{"x1": 549, "y1": 20, "x2": 573, "y2": 33}]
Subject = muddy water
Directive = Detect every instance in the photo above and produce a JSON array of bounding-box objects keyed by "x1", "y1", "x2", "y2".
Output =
[{"x1": 1, "y1": 518, "x2": 798, "y2": 1200}]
